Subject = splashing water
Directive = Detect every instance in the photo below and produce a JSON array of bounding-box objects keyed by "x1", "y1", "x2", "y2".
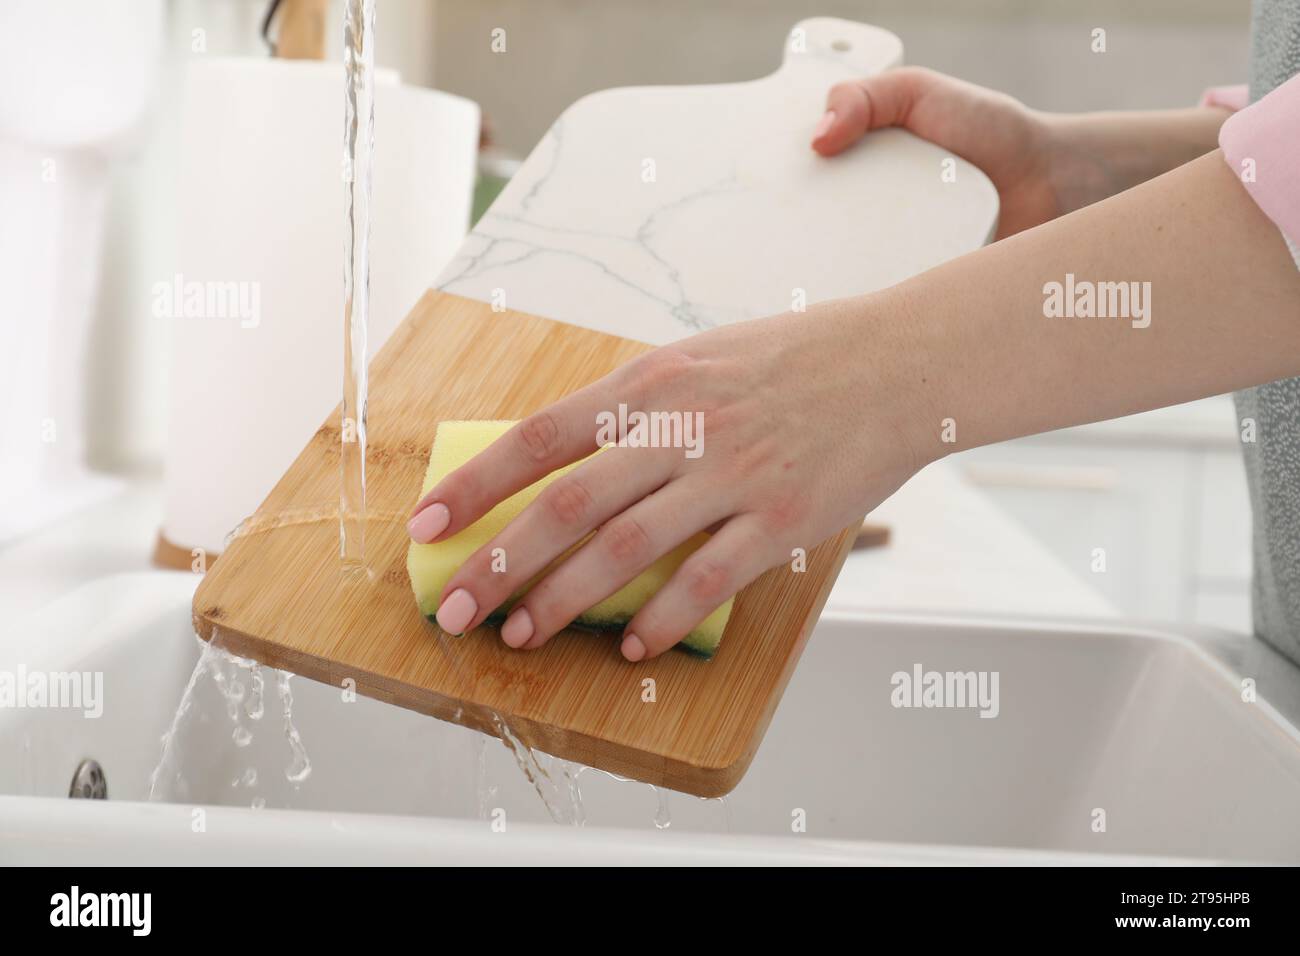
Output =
[
  {"x1": 491, "y1": 715, "x2": 586, "y2": 827},
  {"x1": 149, "y1": 633, "x2": 311, "y2": 807},
  {"x1": 472, "y1": 734, "x2": 497, "y2": 819},
  {"x1": 426, "y1": 622, "x2": 588, "y2": 826},
  {"x1": 148, "y1": 635, "x2": 224, "y2": 803},
  {"x1": 149, "y1": 633, "x2": 719, "y2": 829}
]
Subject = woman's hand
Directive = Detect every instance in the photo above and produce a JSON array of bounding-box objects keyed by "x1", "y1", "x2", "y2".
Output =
[
  {"x1": 812, "y1": 66, "x2": 1060, "y2": 238},
  {"x1": 811, "y1": 67, "x2": 1231, "y2": 238},
  {"x1": 408, "y1": 295, "x2": 934, "y2": 660}
]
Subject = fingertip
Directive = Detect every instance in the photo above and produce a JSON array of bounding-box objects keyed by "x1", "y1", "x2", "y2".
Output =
[
  {"x1": 817, "y1": 79, "x2": 876, "y2": 156},
  {"x1": 812, "y1": 109, "x2": 835, "y2": 140},
  {"x1": 811, "y1": 139, "x2": 840, "y2": 158},
  {"x1": 501, "y1": 606, "x2": 534, "y2": 648},
  {"x1": 407, "y1": 502, "x2": 451, "y2": 543},
  {"x1": 435, "y1": 587, "x2": 477, "y2": 636},
  {"x1": 810, "y1": 109, "x2": 839, "y2": 155},
  {"x1": 621, "y1": 633, "x2": 647, "y2": 662}
]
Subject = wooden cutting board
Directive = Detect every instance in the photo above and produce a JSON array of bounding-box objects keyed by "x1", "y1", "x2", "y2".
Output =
[{"x1": 192, "y1": 291, "x2": 857, "y2": 797}]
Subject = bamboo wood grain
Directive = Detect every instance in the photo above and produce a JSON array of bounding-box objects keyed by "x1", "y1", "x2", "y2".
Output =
[{"x1": 192, "y1": 291, "x2": 858, "y2": 796}]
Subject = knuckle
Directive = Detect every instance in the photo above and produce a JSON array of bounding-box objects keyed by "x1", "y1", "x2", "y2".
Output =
[
  {"x1": 434, "y1": 471, "x2": 477, "y2": 515},
  {"x1": 891, "y1": 65, "x2": 933, "y2": 91},
  {"x1": 761, "y1": 492, "x2": 808, "y2": 534},
  {"x1": 628, "y1": 607, "x2": 674, "y2": 652},
  {"x1": 828, "y1": 78, "x2": 869, "y2": 116},
  {"x1": 527, "y1": 587, "x2": 571, "y2": 634},
  {"x1": 633, "y1": 348, "x2": 693, "y2": 398},
  {"x1": 683, "y1": 557, "x2": 733, "y2": 606},
  {"x1": 542, "y1": 477, "x2": 593, "y2": 528},
  {"x1": 895, "y1": 66, "x2": 938, "y2": 101},
  {"x1": 602, "y1": 515, "x2": 653, "y2": 565},
  {"x1": 516, "y1": 412, "x2": 563, "y2": 464},
  {"x1": 472, "y1": 547, "x2": 513, "y2": 597},
  {"x1": 694, "y1": 398, "x2": 731, "y2": 437},
  {"x1": 729, "y1": 434, "x2": 771, "y2": 478},
  {"x1": 431, "y1": 471, "x2": 461, "y2": 506}
]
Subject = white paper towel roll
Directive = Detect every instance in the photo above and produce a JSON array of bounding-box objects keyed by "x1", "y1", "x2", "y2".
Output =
[{"x1": 161, "y1": 57, "x2": 479, "y2": 557}]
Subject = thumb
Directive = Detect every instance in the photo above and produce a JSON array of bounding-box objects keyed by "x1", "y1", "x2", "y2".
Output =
[{"x1": 811, "y1": 68, "x2": 929, "y2": 157}]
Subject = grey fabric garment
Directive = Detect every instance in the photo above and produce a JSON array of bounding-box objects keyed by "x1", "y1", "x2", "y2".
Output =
[{"x1": 1234, "y1": 0, "x2": 1300, "y2": 665}]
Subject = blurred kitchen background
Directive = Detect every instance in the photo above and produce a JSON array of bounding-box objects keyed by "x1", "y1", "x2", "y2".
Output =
[{"x1": 2, "y1": 0, "x2": 1255, "y2": 630}]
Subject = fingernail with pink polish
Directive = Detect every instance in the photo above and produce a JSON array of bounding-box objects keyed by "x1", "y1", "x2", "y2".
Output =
[
  {"x1": 621, "y1": 633, "x2": 646, "y2": 662},
  {"x1": 436, "y1": 588, "x2": 477, "y2": 635},
  {"x1": 408, "y1": 502, "x2": 450, "y2": 543},
  {"x1": 812, "y1": 110, "x2": 836, "y2": 140},
  {"x1": 501, "y1": 607, "x2": 534, "y2": 648}
]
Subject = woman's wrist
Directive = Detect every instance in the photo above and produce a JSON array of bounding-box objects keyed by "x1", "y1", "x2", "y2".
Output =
[
  {"x1": 1038, "y1": 106, "x2": 1231, "y2": 214},
  {"x1": 813, "y1": 288, "x2": 953, "y2": 477}
]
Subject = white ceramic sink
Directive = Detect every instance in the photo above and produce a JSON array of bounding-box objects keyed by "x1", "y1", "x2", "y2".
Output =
[{"x1": 2, "y1": 572, "x2": 1298, "y2": 864}]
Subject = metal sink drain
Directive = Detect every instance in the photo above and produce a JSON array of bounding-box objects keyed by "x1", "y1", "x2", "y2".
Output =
[{"x1": 69, "y1": 759, "x2": 107, "y2": 799}]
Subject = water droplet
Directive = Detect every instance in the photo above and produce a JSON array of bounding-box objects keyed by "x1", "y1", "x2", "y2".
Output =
[
  {"x1": 652, "y1": 786, "x2": 671, "y2": 830},
  {"x1": 245, "y1": 663, "x2": 265, "y2": 721}
]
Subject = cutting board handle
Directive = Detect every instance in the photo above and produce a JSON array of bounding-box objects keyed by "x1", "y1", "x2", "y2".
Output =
[{"x1": 779, "y1": 17, "x2": 903, "y2": 77}]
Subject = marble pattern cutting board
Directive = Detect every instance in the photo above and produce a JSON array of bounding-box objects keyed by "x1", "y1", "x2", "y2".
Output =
[{"x1": 438, "y1": 17, "x2": 998, "y2": 343}]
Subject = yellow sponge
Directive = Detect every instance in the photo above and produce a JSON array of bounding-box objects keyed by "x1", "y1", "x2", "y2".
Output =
[{"x1": 407, "y1": 420, "x2": 730, "y2": 658}]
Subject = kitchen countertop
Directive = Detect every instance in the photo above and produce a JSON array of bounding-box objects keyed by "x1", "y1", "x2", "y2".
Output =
[{"x1": 830, "y1": 462, "x2": 1115, "y2": 619}]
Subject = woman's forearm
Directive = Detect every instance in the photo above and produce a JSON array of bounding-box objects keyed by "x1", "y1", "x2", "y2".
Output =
[
  {"x1": 858, "y1": 149, "x2": 1300, "y2": 462},
  {"x1": 1040, "y1": 107, "x2": 1232, "y2": 213}
]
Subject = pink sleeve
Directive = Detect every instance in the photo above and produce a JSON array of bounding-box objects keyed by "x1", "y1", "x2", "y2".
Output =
[{"x1": 1213, "y1": 75, "x2": 1300, "y2": 244}]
